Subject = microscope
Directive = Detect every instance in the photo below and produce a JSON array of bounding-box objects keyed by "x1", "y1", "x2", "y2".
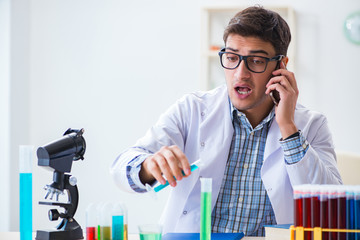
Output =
[{"x1": 36, "y1": 128, "x2": 86, "y2": 240}]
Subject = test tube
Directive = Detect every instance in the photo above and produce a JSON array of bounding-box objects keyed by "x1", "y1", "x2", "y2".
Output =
[
  {"x1": 112, "y1": 203, "x2": 128, "y2": 240},
  {"x1": 311, "y1": 185, "x2": 320, "y2": 229},
  {"x1": 337, "y1": 185, "x2": 347, "y2": 240},
  {"x1": 320, "y1": 185, "x2": 330, "y2": 240},
  {"x1": 86, "y1": 203, "x2": 98, "y2": 240},
  {"x1": 328, "y1": 185, "x2": 339, "y2": 240},
  {"x1": 100, "y1": 202, "x2": 113, "y2": 240},
  {"x1": 354, "y1": 186, "x2": 360, "y2": 240},
  {"x1": 346, "y1": 186, "x2": 355, "y2": 240},
  {"x1": 200, "y1": 178, "x2": 212, "y2": 240},
  {"x1": 19, "y1": 145, "x2": 33, "y2": 240},
  {"x1": 293, "y1": 185, "x2": 304, "y2": 227},
  {"x1": 302, "y1": 185, "x2": 312, "y2": 240}
]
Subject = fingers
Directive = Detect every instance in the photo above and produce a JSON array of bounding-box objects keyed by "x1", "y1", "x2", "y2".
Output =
[
  {"x1": 269, "y1": 62, "x2": 298, "y2": 93},
  {"x1": 143, "y1": 145, "x2": 190, "y2": 188}
]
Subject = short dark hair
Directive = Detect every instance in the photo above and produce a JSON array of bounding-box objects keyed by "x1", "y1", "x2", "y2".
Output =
[{"x1": 223, "y1": 6, "x2": 291, "y2": 56}]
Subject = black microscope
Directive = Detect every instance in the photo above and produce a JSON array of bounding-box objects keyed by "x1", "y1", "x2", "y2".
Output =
[{"x1": 36, "y1": 128, "x2": 86, "y2": 240}]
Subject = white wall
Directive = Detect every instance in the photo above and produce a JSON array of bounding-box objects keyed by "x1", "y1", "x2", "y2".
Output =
[
  {"x1": 0, "y1": 0, "x2": 10, "y2": 231},
  {"x1": 3, "y1": 0, "x2": 360, "y2": 233}
]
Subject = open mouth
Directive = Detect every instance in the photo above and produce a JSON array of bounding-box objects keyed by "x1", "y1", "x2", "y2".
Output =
[{"x1": 236, "y1": 86, "x2": 252, "y2": 95}]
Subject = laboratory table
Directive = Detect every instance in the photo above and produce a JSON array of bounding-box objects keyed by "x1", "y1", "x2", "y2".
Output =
[{"x1": 0, "y1": 232, "x2": 264, "y2": 240}]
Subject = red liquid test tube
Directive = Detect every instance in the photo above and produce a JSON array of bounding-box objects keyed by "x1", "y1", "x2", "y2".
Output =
[
  {"x1": 311, "y1": 185, "x2": 321, "y2": 240},
  {"x1": 303, "y1": 186, "x2": 312, "y2": 240},
  {"x1": 320, "y1": 185, "x2": 330, "y2": 240},
  {"x1": 294, "y1": 185, "x2": 304, "y2": 228},
  {"x1": 329, "y1": 186, "x2": 339, "y2": 240},
  {"x1": 337, "y1": 186, "x2": 346, "y2": 240},
  {"x1": 86, "y1": 203, "x2": 98, "y2": 240}
]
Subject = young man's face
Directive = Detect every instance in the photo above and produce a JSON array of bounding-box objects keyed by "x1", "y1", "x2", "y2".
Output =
[{"x1": 223, "y1": 34, "x2": 279, "y2": 116}]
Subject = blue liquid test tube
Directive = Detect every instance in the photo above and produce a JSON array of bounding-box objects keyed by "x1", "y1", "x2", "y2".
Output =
[
  {"x1": 346, "y1": 186, "x2": 355, "y2": 240},
  {"x1": 355, "y1": 186, "x2": 360, "y2": 240},
  {"x1": 112, "y1": 203, "x2": 125, "y2": 240},
  {"x1": 19, "y1": 145, "x2": 33, "y2": 240},
  {"x1": 152, "y1": 159, "x2": 203, "y2": 193}
]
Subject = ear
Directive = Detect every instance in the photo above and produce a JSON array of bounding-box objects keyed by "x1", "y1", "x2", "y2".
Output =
[{"x1": 282, "y1": 56, "x2": 289, "y2": 68}]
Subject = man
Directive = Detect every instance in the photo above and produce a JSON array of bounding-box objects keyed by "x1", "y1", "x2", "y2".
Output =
[{"x1": 111, "y1": 6, "x2": 342, "y2": 236}]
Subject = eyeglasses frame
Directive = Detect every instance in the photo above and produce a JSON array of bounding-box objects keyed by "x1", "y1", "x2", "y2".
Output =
[{"x1": 218, "y1": 48, "x2": 285, "y2": 73}]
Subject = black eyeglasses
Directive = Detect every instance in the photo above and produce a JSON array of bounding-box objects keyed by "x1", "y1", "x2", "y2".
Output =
[{"x1": 219, "y1": 49, "x2": 284, "y2": 73}]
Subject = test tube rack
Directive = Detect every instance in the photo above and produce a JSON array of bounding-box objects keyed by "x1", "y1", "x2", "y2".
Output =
[{"x1": 289, "y1": 225, "x2": 360, "y2": 240}]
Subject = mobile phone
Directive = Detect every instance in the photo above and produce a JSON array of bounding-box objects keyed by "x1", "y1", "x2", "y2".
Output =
[
  {"x1": 270, "y1": 90, "x2": 280, "y2": 106},
  {"x1": 269, "y1": 62, "x2": 281, "y2": 106}
]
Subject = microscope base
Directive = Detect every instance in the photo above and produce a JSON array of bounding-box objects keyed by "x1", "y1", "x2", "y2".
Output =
[{"x1": 35, "y1": 227, "x2": 84, "y2": 240}]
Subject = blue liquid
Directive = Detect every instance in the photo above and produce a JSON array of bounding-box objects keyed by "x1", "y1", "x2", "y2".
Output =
[
  {"x1": 347, "y1": 199, "x2": 355, "y2": 240},
  {"x1": 154, "y1": 164, "x2": 199, "y2": 192},
  {"x1": 355, "y1": 199, "x2": 360, "y2": 240},
  {"x1": 20, "y1": 173, "x2": 32, "y2": 240},
  {"x1": 112, "y1": 215, "x2": 124, "y2": 240}
]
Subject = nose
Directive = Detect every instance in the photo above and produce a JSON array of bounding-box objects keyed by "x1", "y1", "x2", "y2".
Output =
[{"x1": 234, "y1": 59, "x2": 251, "y2": 79}]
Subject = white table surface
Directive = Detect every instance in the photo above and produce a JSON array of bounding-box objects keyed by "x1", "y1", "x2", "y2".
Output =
[{"x1": 0, "y1": 232, "x2": 264, "y2": 240}]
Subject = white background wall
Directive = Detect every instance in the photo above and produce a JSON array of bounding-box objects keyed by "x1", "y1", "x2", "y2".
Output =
[{"x1": 1, "y1": 0, "x2": 360, "y2": 234}]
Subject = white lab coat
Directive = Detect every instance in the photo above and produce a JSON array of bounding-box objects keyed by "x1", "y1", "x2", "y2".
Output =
[{"x1": 111, "y1": 84, "x2": 342, "y2": 234}]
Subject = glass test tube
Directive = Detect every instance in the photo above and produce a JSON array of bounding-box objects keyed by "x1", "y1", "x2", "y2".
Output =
[
  {"x1": 328, "y1": 185, "x2": 339, "y2": 240},
  {"x1": 354, "y1": 186, "x2": 360, "y2": 240},
  {"x1": 311, "y1": 185, "x2": 320, "y2": 228},
  {"x1": 303, "y1": 185, "x2": 312, "y2": 240},
  {"x1": 200, "y1": 178, "x2": 212, "y2": 240},
  {"x1": 101, "y1": 202, "x2": 113, "y2": 240},
  {"x1": 293, "y1": 185, "x2": 304, "y2": 227},
  {"x1": 86, "y1": 203, "x2": 98, "y2": 240},
  {"x1": 337, "y1": 185, "x2": 347, "y2": 240},
  {"x1": 19, "y1": 145, "x2": 33, "y2": 240},
  {"x1": 112, "y1": 203, "x2": 128, "y2": 240},
  {"x1": 346, "y1": 186, "x2": 355, "y2": 240},
  {"x1": 320, "y1": 185, "x2": 330, "y2": 240}
]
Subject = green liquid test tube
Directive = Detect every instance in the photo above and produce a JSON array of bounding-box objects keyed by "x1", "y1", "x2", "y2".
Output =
[
  {"x1": 100, "y1": 203, "x2": 113, "y2": 240},
  {"x1": 200, "y1": 178, "x2": 212, "y2": 240}
]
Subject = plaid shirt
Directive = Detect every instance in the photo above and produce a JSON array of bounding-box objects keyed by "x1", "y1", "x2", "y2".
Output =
[
  {"x1": 211, "y1": 105, "x2": 309, "y2": 236},
  {"x1": 211, "y1": 106, "x2": 276, "y2": 236}
]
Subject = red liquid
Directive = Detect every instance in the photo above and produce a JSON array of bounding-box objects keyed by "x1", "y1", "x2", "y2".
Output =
[
  {"x1": 320, "y1": 199, "x2": 329, "y2": 240},
  {"x1": 294, "y1": 198, "x2": 303, "y2": 226},
  {"x1": 329, "y1": 198, "x2": 338, "y2": 240},
  {"x1": 338, "y1": 197, "x2": 346, "y2": 240},
  {"x1": 86, "y1": 227, "x2": 96, "y2": 240},
  {"x1": 303, "y1": 197, "x2": 312, "y2": 240},
  {"x1": 312, "y1": 196, "x2": 320, "y2": 227}
]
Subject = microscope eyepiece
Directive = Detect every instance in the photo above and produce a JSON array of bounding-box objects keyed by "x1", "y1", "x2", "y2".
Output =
[{"x1": 37, "y1": 128, "x2": 86, "y2": 173}]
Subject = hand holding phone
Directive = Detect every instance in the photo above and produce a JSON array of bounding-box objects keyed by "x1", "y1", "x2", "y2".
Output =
[{"x1": 269, "y1": 62, "x2": 281, "y2": 106}]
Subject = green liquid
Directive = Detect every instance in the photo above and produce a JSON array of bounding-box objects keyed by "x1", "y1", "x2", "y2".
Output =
[
  {"x1": 139, "y1": 233, "x2": 162, "y2": 240},
  {"x1": 201, "y1": 191, "x2": 211, "y2": 240},
  {"x1": 101, "y1": 226, "x2": 111, "y2": 240}
]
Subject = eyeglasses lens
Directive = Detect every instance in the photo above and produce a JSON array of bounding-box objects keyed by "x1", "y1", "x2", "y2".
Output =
[{"x1": 220, "y1": 53, "x2": 268, "y2": 73}]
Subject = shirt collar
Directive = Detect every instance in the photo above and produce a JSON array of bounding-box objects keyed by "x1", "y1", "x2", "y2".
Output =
[{"x1": 229, "y1": 100, "x2": 275, "y2": 129}]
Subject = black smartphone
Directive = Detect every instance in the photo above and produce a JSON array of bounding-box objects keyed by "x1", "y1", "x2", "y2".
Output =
[
  {"x1": 270, "y1": 90, "x2": 280, "y2": 106},
  {"x1": 269, "y1": 62, "x2": 281, "y2": 106}
]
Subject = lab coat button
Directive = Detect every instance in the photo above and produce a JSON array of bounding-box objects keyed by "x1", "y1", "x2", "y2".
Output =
[
  {"x1": 201, "y1": 142, "x2": 205, "y2": 147},
  {"x1": 201, "y1": 112, "x2": 205, "y2": 116},
  {"x1": 183, "y1": 211, "x2": 188, "y2": 215}
]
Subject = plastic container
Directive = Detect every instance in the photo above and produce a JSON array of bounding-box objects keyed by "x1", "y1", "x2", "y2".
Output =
[
  {"x1": 200, "y1": 178, "x2": 212, "y2": 240},
  {"x1": 86, "y1": 203, "x2": 98, "y2": 240},
  {"x1": 112, "y1": 203, "x2": 128, "y2": 240},
  {"x1": 100, "y1": 202, "x2": 113, "y2": 240},
  {"x1": 19, "y1": 145, "x2": 33, "y2": 240}
]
